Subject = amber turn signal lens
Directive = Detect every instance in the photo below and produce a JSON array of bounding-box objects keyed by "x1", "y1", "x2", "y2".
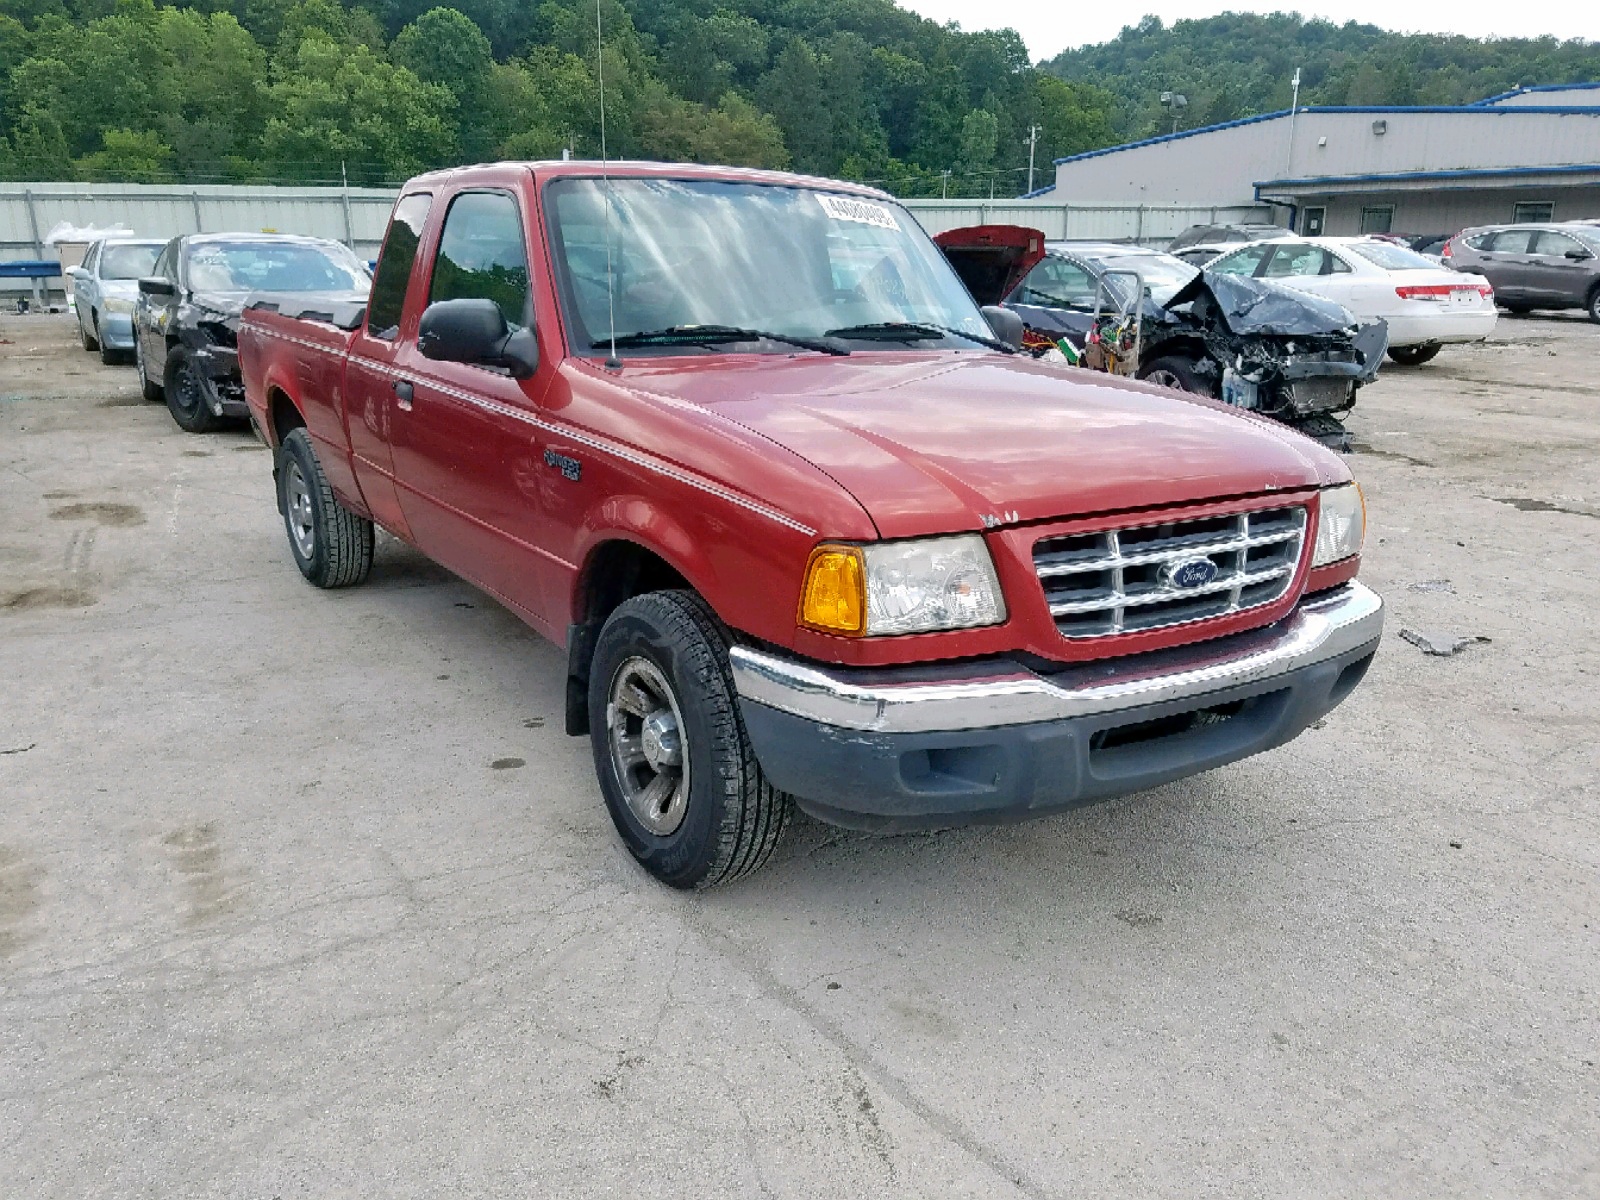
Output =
[{"x1": 798, "y1": 544, "x2": 866, "y2": 636}]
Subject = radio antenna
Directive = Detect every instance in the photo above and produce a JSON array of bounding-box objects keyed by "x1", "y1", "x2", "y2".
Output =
[{"x1": 596, "y1": 0, "x2": 620, "y2": 371}]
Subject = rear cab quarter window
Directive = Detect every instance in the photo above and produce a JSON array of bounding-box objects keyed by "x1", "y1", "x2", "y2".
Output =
[{"x1": 367, "y1": 193, "x2": 433, "y2": 340}]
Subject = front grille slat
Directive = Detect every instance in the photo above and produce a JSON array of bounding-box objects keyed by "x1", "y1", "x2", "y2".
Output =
[{"x1": 1034, "y1": 506, "x2": 1307, "y2": 639}]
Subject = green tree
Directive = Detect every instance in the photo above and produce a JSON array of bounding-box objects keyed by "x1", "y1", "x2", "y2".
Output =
[
  {"x1": 259, "y1": 37, "x2": 457, "y2": 181},
  {"x1": 76, "y1": 126, "x2": 171, "y2": 180},
  {"x1": 392, "y1": 7, "x2": 494, "y2": 158},
  {"x1": 635, "y1": 88, "x2": 787, "y2": 169},
  {"x1": 757, "y1": 38, "x2": 829, "y2": 173}
]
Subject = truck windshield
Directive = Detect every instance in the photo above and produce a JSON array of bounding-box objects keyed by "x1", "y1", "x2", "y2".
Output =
[
  {"x1": 184, "y1": 242, "x2": 371, "y2": 293},
  {"x1": 544, "y1": 177, "x2": 994, "y2": 354}
]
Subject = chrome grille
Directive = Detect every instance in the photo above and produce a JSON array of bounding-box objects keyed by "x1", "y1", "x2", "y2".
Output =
[{"x1": 1033, "y1": 505, "x2": 1306, "y2": 638}]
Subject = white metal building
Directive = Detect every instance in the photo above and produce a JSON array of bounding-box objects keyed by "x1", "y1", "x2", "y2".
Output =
[{"x1": 1034, "y1": 83, "x2": 1600, "y2": 237}]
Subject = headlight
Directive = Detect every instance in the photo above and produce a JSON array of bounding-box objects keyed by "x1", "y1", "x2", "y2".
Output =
[
  {"x1": 102, "y1": 298, "x2": 134, "y2": 315},
  {"x1": 1312, "y1": 483, "x2": 1365, "y2": 566},
  {"x1": 799, "y1": 534, "x2": 1007, "y2": 637}
]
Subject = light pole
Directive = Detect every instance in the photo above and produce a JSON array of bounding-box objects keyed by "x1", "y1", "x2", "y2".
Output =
[
  {"x1": 940, "y1": 169, "x2": 951, "y2": 199},
  {"x1": 1025, "y1": 123, "x2": 1042, "y2": 194},
  {"x1": 1159, "y1": 91, "x2": 1188, "y2": 136}
]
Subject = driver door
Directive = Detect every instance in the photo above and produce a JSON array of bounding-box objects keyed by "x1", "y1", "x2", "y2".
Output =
[{"x1": 390, "y1": 187, "x2": 563, "y2": 631}]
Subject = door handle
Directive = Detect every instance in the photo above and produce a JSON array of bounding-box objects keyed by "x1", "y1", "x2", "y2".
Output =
[{"x1": 392, "y1": 379, "x2": 414, "y2": 411}]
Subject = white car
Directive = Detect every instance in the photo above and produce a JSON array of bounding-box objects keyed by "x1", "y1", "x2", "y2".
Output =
[
  {"x1": 66, "y1": 238, "x2": 165, "y2": 365},
  {"x1": 1206, "y1": 236, "x2": 1497, "y2": 365}
]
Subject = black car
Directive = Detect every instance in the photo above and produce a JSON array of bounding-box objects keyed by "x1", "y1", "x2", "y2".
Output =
[
  {"x1": 134, "y1": 233, "x2": 371, "y2": 433},
  {"x1": 936, "y1": 230, "x2": 1387, "y2": 449}
]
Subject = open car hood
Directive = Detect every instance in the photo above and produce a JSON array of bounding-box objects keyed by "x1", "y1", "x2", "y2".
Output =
[{"x1": 933, "y1": 225, "x2": 1047, "y2": 306}]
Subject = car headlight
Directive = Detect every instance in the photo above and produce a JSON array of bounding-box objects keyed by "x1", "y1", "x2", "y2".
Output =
[
  {"x1": 102, "y1": 297, "x2": 134, "y2": 315},
  {"x1": 799, "y1": 534, "x2": 1007, "y2": 637},
  {"x1": 1312, "y1": 483, "x2": 1365, "y2": 566}
]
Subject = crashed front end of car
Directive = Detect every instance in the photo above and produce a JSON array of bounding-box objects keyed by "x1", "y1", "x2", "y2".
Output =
[
  {"x1": 179, "y1": 298, "x2": 248, "y2": 418},
  {"x1": 1171, "y1": 272, "x2": 1387, "y2": 442}
]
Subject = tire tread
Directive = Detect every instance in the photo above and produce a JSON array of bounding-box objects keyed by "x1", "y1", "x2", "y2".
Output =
[{"x1": 280, "y1": 428, "x2": 374, "y2": 588}]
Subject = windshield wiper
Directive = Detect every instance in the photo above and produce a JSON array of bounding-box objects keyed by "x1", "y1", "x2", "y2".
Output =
[
  {"x1": 595, "y1": 325, "x2": 849, "y2": 356},
  {"x1": 824, "y1": 322, "x2": 1015, "y2": 353}
]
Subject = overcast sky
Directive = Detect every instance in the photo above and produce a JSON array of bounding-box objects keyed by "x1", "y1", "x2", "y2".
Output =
[{"x1": 899, "y1": 1, "x2": 1600, "y2": 63}]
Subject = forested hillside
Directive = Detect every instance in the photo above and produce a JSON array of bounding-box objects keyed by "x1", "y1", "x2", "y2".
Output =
[
  {"x1": 0, "y1": 0, "x2": 1114, "y2": 194},
  {"x1": 1, "y1": 2, "x2": 1596, "y2": 194},
  {"x1": 1044, "y1": 13, "x2": 1600, "y2": 143}
]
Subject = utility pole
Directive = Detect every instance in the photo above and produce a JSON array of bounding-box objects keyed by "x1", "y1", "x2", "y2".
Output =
[
  {"x1": 941, "y1": 169, "x2": 951, "y2": 199},
  {"x1": 1285, "y1": 67, "x2": 1302, "y2": 174},
  {"x1": 1025, "y1": 123, "x2": 1042, "y2": 194}
]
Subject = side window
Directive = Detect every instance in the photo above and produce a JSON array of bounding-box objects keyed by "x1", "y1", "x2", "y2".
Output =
[
  {"x1": 1327, "y1": 252, "x2": 1353, "y2": 274},
  {"x1": 1262, "y1": 244, "x2": 1326, "y2": 278},
  {"x1": 366, "y1": 192, "x2": 432, "y2": 340},
  {"x1": 82, "y1": 243, "x2": 100, "y2": 275},
  {"x1": 1489, "y1": 230, "x2": 1536, "y2": 253},
  {"x1": 1210, "y1": 243, "x2": 1273, "y2": 277},
  {"x1": 427, "y1": 191, "x2": 530, "y2": 327},
  {"x1": 152, "y1": 240, "x2": 178, "y2": 282},
  {"x1": 1532, "y1": 231, "x2": 1585, "y2": 258},
  {"x1": 1017, "y1": 257, "x2": 1095, "y2": 308}
]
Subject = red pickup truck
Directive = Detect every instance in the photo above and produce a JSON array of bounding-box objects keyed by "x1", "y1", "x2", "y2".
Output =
[{"x1": 238, "y1": 161, "x2": 1382, "y2": 889}]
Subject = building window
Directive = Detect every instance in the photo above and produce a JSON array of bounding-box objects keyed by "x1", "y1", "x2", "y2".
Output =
[
  {"x1": 1512, "y1": 201, "x2": 1554, "y2": 223},
  {"x1": 1359, "y1": 206, "x2": 1393, "y2": 235},
  {"x1": 1302, "y1": 206, "x2": 1326, "y2": 236}
]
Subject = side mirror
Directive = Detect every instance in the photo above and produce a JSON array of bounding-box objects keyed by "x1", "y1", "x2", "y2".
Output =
[
  {"x1": 138, "y1": 276, "x2": 175, "y2": 297},
  {"x1": 417, "y1": 297, "x2": 538, "y2": 378},
  {"x1": 980, "y1": 304, "x2": 1025, "y2": 351},
  {"x1": 64, "y1": 265, "x2": 85, "y2": 280},
  {"x1": 1565, "y1": 249, "x2": 1593, "y2": 261}
]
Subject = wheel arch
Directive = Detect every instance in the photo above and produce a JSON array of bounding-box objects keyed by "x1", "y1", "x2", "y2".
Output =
[
  {"x1": 267, "y1": 385, "x2": 306, "y2": 448},
  {"x1": 564, "y1": 533, "x2": 703, "y2": 737}
]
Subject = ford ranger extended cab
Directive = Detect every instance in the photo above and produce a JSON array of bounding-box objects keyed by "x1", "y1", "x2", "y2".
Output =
[{"x1": 238, "y1": 161, "x2": 1383, "y2": 889}]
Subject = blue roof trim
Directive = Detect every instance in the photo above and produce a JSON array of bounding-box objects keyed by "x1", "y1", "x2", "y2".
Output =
[
  {"x1": 1053, "y1": 104, "x2": 1600, "y2": 166},
  {"x1": 1018, "y1": 183, "x2": 1056, "y2": 199},
  {"x1": 1474, "y1": 82, "x2": 1600, "y2": 105},
  {"x1": 1253, "y1": 162, "x2": 1600, "y2": 198}
]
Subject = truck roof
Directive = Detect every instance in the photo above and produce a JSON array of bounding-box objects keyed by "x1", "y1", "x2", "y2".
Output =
[{"x1": 403, "y1": 159, "x2": 896, "y2": 202}]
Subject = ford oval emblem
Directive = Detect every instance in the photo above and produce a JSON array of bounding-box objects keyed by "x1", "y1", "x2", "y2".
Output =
[{"x1": 1167, "y1": 558, "x2": 1219, "y2": 589}]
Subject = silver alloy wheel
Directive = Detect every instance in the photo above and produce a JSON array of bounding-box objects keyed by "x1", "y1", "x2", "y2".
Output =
[
  {"x1": 1146, "y1": 367, "x2": 1185, "y2": 390},
  {"x1": 284, "y1": 460, "x2": 317, "y2": 561},
  {"x1": 606, "y1": 656, "x2": 690, "y2": 835}
]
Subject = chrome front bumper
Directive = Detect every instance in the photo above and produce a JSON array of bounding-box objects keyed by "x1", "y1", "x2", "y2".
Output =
[{"x1": 731, "y1": 582, "x2": 1383, "y2": 736}]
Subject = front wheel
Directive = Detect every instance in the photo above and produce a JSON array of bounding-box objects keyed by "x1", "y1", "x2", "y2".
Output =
[
  {"x1": 1387, "y1": 343, "x2": 1442, "y2": 366},
  {"x1": 1136, "y1": 354, "x2": 1208, "y2": 394},
  {"x1": 80, "y1": 312, "x2": 99, "y2": 351},
  {"x1": 97, "y1": 318, "x2": 120, "y2": 365},
  {"x1": 1587, "y1": 287, "x2": 1600, "y2": 325},
  {"x1": 588, "y1": 591, "x2": 791, "y2": 889},
  {"x1": 164, "y1": 347, "x2": 224, "y2": 433},
  {"x1": 276, "y1": 428, "x2": 374, "y2": 588}
]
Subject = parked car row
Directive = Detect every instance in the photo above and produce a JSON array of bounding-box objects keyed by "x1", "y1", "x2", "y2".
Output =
[{"x1": 69, "y1": 232, "x2": 372, "y2": 432}]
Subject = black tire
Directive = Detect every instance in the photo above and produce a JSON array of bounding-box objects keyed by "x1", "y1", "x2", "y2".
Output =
[
  {"x1": 1136, "y1": 354, "x2": 1206, "y2": 394},
  {"x1": 1587, "y1": 286, "x2": 1600, "y2": 325},
  {"x1": 1501, "y1": 303, "x2": 1532, "y2": 315},
  {"x1": 275, "y1": 428, "x2": 374, "y2": 588},
  {"x1": 163, "y1": 346, "x2": 224, "y2": 433},
  {"x1": 80, "y1": 312, "x2": 99, "y2": 351},
  {"x1": 1387, "y1": 343, "x2": 1442, "y2": 366},
  {"x1": 135, "y1": 331, "x2": 164, "y2": 401},
  {"x1": 588, "y1": 591, "x2": 791, "y2": 889},
  {"x1": 97, "y1": 318, "x2": 120, "y2": 365}
]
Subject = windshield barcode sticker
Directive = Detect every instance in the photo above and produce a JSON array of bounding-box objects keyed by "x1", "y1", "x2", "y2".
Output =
[{"x1": 816, "y1": 194, "x2": 899, "y2": 230}]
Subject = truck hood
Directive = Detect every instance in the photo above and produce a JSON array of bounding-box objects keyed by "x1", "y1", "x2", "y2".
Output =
[{"x1": 619, "y1": 353, "x2": 1343, "y2": 538}]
